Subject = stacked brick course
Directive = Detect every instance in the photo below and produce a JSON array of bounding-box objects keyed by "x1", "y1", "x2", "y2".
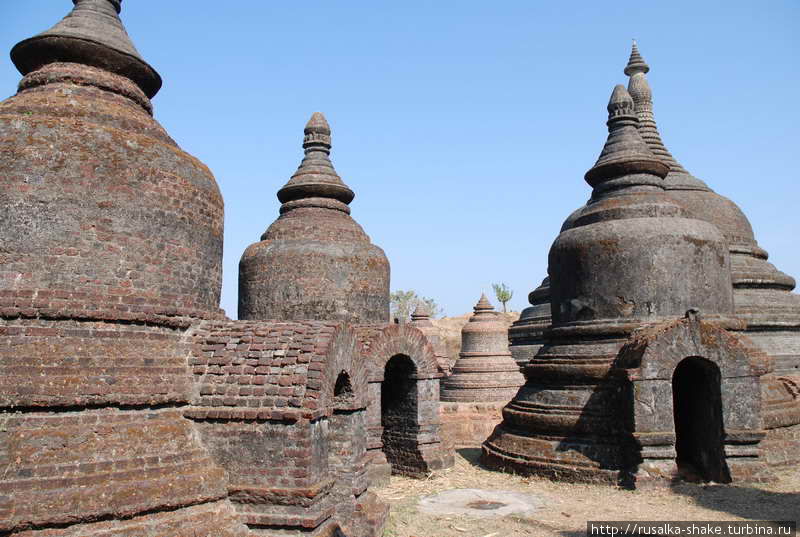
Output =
[
  {"x1": 0, "y1": 2, "x2": 390, "y2": 536},
  {"x1": 0, "y1": 1, "x2": 248, "y2": 535},
  {"x1": 185, "y1": 320, "x2": 386, "y2": 536}
]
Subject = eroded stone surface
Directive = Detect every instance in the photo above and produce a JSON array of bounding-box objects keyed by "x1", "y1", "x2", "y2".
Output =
[{"x1": 238, "y1": 113, "x2": 390, "y2": 324}]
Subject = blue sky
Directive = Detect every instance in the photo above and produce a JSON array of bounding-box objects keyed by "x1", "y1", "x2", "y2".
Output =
[{"x1": 1, "y1": 1, "x2": 798, "y2": 318}]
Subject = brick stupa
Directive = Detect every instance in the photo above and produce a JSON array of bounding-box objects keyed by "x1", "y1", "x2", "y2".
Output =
[
  {"x1": 0, "y1": 1, "x2": 248, "y2": 534},
  {"x1": 239, "y1": 113, "x2": 390, "y2": 324},
  {"x1": 483, "y1": 85, "x2": 773, "y2": 486},
  {"x1": 439, "y1": 295, "x2": 524, "y2": 448}
]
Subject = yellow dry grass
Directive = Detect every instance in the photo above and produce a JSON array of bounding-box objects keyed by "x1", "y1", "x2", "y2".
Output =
[{"x1": 374, "y1": 449, "x2": 799, "y2": 537}]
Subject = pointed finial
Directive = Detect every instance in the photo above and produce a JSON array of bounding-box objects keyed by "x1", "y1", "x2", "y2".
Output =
[
  {"x1": 584, "y1": 85, "x2": 669, "y2": 186},
  {"x1": 303, "y1": 112, "x2": 332, "y2": 153},
  {"x1": 10, "y1": 0, "x2": 161, "y2": 98},
  {"x1": 624, "y1": 39, "x2": 650, "y2": 76},
  {"x1": 276, "y1": 113, "x2": 355, "y2": 207}
]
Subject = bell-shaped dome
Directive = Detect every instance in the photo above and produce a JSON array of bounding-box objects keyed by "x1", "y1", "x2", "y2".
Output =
[
  {"x1": 239, "y1": 113, "x2": 390, "y2": 323},
  {"x1": 549, "y1": 85, "x2": 733, "y2": 325}
]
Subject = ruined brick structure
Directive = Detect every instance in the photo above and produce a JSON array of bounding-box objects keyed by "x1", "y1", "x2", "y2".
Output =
[
  {"x1": 355, "y1": 324, "x2": 453, "y2": 485},
  {"x1": 0, "y1": 2, "x2": 388, "y2": 536},
  {"x1": 185, "y1": 321, "x2": 387, "y2": 536},
  {"x1": 483, "y1": 84, "x2": 775, "y2": 486},
  {"x1": 238, "y1": 112, "x2": 390, "y2": 324},
  {"x1": 502, "y1": 43, "x2": 800, "y2": 484},
  {"x1": 238, "y1": 114, "x2": 454, "y2": 485},
  {"x1": 439, "y1": 295, "x2": 525, "y2": 448}
]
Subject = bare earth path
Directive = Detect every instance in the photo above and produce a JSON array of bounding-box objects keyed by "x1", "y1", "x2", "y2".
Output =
[{"x1": 374, "y1": 449, "x2": 799, "y2": 537}]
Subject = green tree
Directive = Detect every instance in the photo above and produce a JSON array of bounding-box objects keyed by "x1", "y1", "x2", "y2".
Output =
[
  {"x1": 492, "y1": 282, "x2": 513, "y2": 313},
  {"x1": 390, "y1": 290, "x2": 442, "y2": 323}
]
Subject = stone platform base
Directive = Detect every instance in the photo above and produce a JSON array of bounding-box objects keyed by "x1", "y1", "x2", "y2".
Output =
[{"x1": 439, "y1": 401, "x2": 506, "y2": 449}]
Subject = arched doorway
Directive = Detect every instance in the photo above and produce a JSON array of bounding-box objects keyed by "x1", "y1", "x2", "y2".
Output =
[
  {"x1": 381, "y1": 354, "x2": 418, "y2": 473},
  {"x1": 672, "y1": 357, "x2": 731, "y2": 483}
]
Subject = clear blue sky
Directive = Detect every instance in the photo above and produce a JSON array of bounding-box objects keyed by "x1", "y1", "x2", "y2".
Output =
[{"x1": 1, "y1": 1, "x2": 798, "y2": 318}]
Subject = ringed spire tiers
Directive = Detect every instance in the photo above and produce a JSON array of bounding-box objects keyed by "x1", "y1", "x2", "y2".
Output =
[
  {"x1": 625, "y1": 42, "x2": 800, "y2": 377},
  {"x1": 10, "y1": 0, "x2": 162, "y2": 98},
  {"x1": 239, "y1": 113, "x2": 390, "y2": 323},
  {"x1": 624, "y1": 40, "x2": 699, "y2": 187}
]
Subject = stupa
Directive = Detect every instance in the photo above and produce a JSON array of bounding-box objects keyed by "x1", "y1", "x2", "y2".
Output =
[
  {"x1": 483, "y1": 85, "x2": 772, "y2": 486},
  {"x1": 0, "y1": 1, "x2": 247, "y2": 534},
  {"x1": 624, "y1": 41, "x2": 800, "y2": 465},
  {"x1": 239, "y1": 112, "x2": 390, "y2": 323},
  {"x1": 410, "y1": 302, "x2": 451, "y2": 374},
  {"x1": 439, "y1": 295, "x2": 525, "y2": 447}
]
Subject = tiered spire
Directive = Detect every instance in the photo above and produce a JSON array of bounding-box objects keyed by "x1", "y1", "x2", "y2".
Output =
[
  {"x1": 624, "y1": 41, "x2": 708, "y2": 189},
  {"x1": 10, "y1": 0, "x2": 161, "y2": 98},
  {"x1": 584, "y1": 85, "x2": 668, "y2": 186},
  {"x1": 411, "y1": 303, "x2": 431, "y2": 322},
  {"x1": 474, "y1": 293, "x2": 493, "y2": 315},
  {"x1": 276, "y1": 112, "x2": 355, "y2": 209}
]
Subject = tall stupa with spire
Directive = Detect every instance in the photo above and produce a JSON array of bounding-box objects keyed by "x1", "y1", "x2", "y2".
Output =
[
  {"x1": 0, "y1": 0, "x2": 248, "y2": 534},
  {"x1": 483, "y1": 83, "x2": 773, "y2": 486},
  {"x1": 239, "y1": 112, "x2": 391, "y2": 324},
  {"x1": 624, "y1": 41, "x2": 800, "y2": 465}
]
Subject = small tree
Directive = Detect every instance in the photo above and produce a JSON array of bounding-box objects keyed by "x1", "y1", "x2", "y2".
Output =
[
  {"x1": 390, "y1": 290, "x2": 442, "y2": 323},
  {"x1": 492, "y1": 282, "x2": 513, "y2": 313}
]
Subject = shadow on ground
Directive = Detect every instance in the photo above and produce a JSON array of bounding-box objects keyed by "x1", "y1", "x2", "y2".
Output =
[
  {"x1": 670, "y1": 478, "x2": 799, "y2": 528},
  {"x1": 456, "y1": 447, "x2": 484, "y2": 467}
]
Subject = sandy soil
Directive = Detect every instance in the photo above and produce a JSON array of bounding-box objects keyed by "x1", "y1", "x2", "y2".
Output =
[{"x1": 374, "y1": 449, "x2": 799, "y2": 537}]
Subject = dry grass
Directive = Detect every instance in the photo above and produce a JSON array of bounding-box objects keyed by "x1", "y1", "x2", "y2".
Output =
[{"x1": 374, "y1": 449, "x2": 800, "y2": 537}]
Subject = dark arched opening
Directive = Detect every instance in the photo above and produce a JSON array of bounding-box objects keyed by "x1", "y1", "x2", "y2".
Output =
[
  {"x1": 334, "y1": 370, "x2": 354, "y2": 406},
  {"x1": 672, "y1": 357, "x2": 730, "y2": 483},
  {"x1": 381, "y1": 354, "x2": 418, "y2": 474}
]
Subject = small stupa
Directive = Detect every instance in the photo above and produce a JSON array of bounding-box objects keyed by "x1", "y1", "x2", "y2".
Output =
[
  {"x1": 439, "y1": 294, "x2": 524, "y2": 448},
  {"x1": 410, "y1": 302, "x2": 451, "y2": 374},
  {"x1": 239, "y1": 112, "x2": 390, "y2": 323}
]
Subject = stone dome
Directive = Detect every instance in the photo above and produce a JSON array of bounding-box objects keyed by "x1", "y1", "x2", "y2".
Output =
[
  {"x1": 549, "y1": 85, "x2": 733, "y2": 326},
  {"x1": 238, "y1": 112, "x2": 390, "y2": 323}
]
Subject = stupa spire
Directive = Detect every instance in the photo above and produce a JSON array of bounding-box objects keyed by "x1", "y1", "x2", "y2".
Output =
[
  {"x1": 623, "y1": 41, "x2": 700, "y2": 184},
  {"x1": 624, "y1": 39, "x2": 649, "y2": 76},
  {"x1": 474, "y1": 293, "x2": 494, "y2": 314},
  {"x1": 10, "y1": 0, "x2": 161, "y2": 98},
  {"x1": 584, "y1": 85, "x2": 668, "y2": 186},
  {"x1": 276, "y1": 112, "x2": 355, "y2": 208}
]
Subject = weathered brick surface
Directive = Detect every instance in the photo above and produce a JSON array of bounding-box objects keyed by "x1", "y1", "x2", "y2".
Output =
[
  {"x1": 9, "y1": 501, "x2": 248, "y2": 537},
  {"x1": 184, "y1": 320, "x2": 386, "y2": 536},
  {"x1": 439, "y1": 402, "x2": 505, "y2": 449},
  {"x1": 239, "y1": 113, "x2": 389, "y2": 324},
  {"x1": 0, "y1": 3, "x2": 248, "y2": 536},
  {"x1": 0, "y1": 319, "x2": 192, "y2": 408},
  {"x1": 0, "y1": 63, "x2": 225, "y2": 324},
  {"x1": 355, "y1": 324, "x2": 453, "y2": 480}
]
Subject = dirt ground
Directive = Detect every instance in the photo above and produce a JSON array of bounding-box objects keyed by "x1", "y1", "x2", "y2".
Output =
[{"x1": 374, "y1": 449, "x2": 799, "y2": 537}]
